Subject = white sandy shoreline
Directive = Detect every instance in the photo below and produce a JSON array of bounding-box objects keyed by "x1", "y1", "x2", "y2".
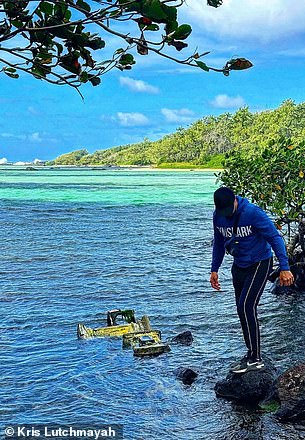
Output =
[{"x1": 0, "y1": 164, "x2": 223, "y2": 172}]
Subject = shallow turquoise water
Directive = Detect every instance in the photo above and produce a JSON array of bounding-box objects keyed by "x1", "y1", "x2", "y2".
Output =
[
  {"x1": 0, "y1": 168, "x2": 304, "y2": 440},
  {"x1": 0, "y1": 168, "x2": 217, "y2": 204}
]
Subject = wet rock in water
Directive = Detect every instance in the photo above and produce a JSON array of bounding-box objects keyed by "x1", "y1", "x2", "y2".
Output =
[
  {"x1": 271, "y1": 278, "x2": 303, "y2": 295},
  {"x1": 215, "y1": 358, "x2": 276, "y2": 404},
  {"x1": 174, "y1": 367, "x2": 198, "y2": 385},
  {"x1": 271, "y1": 248, "x2": 305, "y2": 295},
  {"x1": 263, "y1": 364, "x2": 305, "y2": 422},
  {"x1": 171, "y1": 331, "x2": 193, "y2": 346}
]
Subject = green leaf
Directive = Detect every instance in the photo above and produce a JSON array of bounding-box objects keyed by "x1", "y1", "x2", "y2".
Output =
[
  {"x1": 172, "y1": 24, "x2": 192, "y2": 40},
  {"x1": 75, "y1": 23, "x2": 85, "y2": 34},
  {"x1": 76, "y1": 0, "x2": 91, "y2": 12},
  {"x1": 114, "y1": 48, "x2": 125, "y2": 55},
  {"x1": 40, "y1": 1, "x2": 54, "y2": 16},
  {"x1": 141, "y1": 0, "x2": 169, "y2": 22},
  {"x1": 31, "y1": 65, "x2": 47, "y2": 79},
  {"x1": 4, "y1": 67, "x2": 17, "y2": 73},
  {"x1": 64, "y1": 9, "x2": 72, "y2": 21},
  {"x1": 196, "y1": 60, "x2": 209, "y2": 71},
  {"x1": 119, "y1": 54, "x2": 135, "y2": 65},
  {"x1": 79, "y1": 48, "x2": 94, "y2": 67},
  {"x1": 168, "y1": 40, "x2": 188, "y2": 51},
  {"x1": 86, "y1": 37, "x2": 105, "y2": 50},
  {"x1": 164, "y1": 20, "x2": 178, "y2": 35},
  {"x1": 46, "y1": 17, "x2": 74, "y2": 39},
  {"x1": 88, "y1": 76, "x2": 101, "y2": 86},
  {"x1": 3, "y1": 71, "x2": 19, "y2": 79},
  {"x1": 36, "y1": 51, "x2": 53, "y2": 64},
  {"x1": 140, "y1": 23, "x2": 159, "y2": 31},
  {"x1": 161, "y1": 4, "x2": 177, "y2": 23},
  {"x1": 79, "y1": 71, "x2": 88, "y2": 83},
  {"x1": 3, "y1": 67, "x2": 19, "y2": 79},
  {"x1": 59, "y1": 53, "x2": 81, "y2": 74},
  {"x1": 11, "y1": 20, "x2": 23, "y2": 28},
  {"x1": 207, "y1": 0, "x2": 223, "y2": 8}
]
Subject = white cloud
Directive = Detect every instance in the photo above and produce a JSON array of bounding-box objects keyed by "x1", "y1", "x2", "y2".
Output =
[
  {"x1": 100, "y1": 114, "x2": 117, "y2": 123},
  {"x1": 210, "y1": 94, "x2": 245, "y2": 108},
  {"x1": 276, "y1": 48, "x2": 305, "y2": 58},
  {"x1": 0, "y1": 132, "x2": 45, "y2": 142},
  {"x1": 119, "y1": 77, "x2": 159, "y2": 94},
  {"x1": 29, "y1": 132, "x2": 42, "y2": 142},
  {"x1": 1, "y1": 133, "x2": 13, "y2": 138},
  {"x1": 0, "y1": 157, "x2": 8, "y2": 164},
  {"x1": 117, "y1": 112, "x2": 150, "y2": 127},
  {"x1": 28, "y1": 106, "x2": 40, "y2": 115},
  {"x1": 182, "y1": 0, "x2": 305, "y2": 41},
  {"x1": 161, "y1": 108, "x2": 194, "y2": 123},
  {"x1": 0, "y1": 132, "x2": 26, "y2": 140}
]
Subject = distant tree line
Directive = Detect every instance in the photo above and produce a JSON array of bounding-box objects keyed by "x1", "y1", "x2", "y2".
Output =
[{"x1": 48, "y1": 100, "x2": 305, "y2": 167}]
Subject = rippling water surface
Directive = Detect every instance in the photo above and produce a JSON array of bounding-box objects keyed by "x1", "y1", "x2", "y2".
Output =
[{"x1": 0, "y1": 167, "x2": 305, "y2": 440}]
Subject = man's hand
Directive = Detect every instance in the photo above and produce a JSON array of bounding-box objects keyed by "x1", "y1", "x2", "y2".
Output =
[
  {"x1": 210, "y1": 272, "x2": 221, "y2": 291},
  {"x1": 279, "y1": 270, "x2": 294, "y2": 287}
]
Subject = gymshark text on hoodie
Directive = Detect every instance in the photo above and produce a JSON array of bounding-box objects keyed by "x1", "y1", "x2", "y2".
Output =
[{"x1": 211, "y1": 195, "x2": 290, "y2": 272}]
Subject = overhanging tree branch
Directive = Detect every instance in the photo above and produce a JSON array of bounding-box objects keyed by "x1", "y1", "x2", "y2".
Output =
[{"x1": 0, "y1": 0, "x2": 252, "y2": 93}]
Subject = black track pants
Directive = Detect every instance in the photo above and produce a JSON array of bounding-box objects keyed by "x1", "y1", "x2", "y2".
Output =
[{"x1": 231, "y1": 257, "x2": 273, "y2": 361}]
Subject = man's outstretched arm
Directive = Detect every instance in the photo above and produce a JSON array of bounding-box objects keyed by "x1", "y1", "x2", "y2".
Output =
[
  {"x1": 210, "y1": 218, "x2": 225, "y2": 290},
  {"x1": 252, "y1": 207, "x2": 294, "y2": 286}
]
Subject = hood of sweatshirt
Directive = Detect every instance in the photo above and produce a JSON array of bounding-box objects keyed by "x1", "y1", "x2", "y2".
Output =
[{"x1": 235, "y1": 195, "x2": 250, "y2": 215}]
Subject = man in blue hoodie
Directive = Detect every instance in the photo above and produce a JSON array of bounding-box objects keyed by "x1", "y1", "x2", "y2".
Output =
[{"x1": 210, "y1": 187, "x2": 294, "y2": 373}]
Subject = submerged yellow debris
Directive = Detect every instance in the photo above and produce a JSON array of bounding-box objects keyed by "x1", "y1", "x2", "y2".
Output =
[{"x1": 77, "y1": 315, "x2": 151, "y2": 339}]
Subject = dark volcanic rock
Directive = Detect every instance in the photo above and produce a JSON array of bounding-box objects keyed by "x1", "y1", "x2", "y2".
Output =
[
  {"x1": 271, "y1": 279, "x2": 302, "y2": 295},
  {"x1": 171, "y1": 331, "x2": 193, "y2": 346},
  {"x1": 273, "y1": 364, "x2": 305, "y2": 422},
  {"x1": 215, "y1": 358, "x2": 277, "y2": 404},
  {"x1": 174, "y1": 367, "x2": 198, "y2": 385},
  {"x1": 271, "y1": 247, "x2": 305, "y2": 295}
]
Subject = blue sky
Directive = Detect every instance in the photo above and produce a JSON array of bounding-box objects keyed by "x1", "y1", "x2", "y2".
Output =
[{"x1": 1, "y1": 0, "x2": 305, "y2": 161}]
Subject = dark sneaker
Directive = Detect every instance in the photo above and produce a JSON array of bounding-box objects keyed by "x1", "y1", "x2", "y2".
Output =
[
  {"x1": 245, "y1": 360, "x2": 265, "y2": 372},
  {"x1": 229, "y1": 354, "x2": 249, "y2": 372},
  {"x1": 231, "y1": 359, "x2": 265, "y2": 374}
]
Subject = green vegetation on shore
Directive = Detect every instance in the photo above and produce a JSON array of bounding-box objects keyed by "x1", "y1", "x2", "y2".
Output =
[
  {"x1": 48, "y1": 100, "x2": 305, "y2": 167},
  {"x1": 220, "y1": 136, "x2": 305, "y2": 223}
]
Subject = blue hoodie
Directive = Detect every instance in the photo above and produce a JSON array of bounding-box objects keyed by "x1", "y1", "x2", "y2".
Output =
[{"x1": 211, "y1": 195, "x2": 290, "y2": 272}]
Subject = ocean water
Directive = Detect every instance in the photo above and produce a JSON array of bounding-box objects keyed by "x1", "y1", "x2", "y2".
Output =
[{"x1": 0, "y1": 167, "x2": 304, "y2": 440}]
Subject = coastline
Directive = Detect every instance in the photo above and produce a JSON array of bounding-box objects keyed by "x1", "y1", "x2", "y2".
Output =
[
  {"x1": 0, "y1": 164, "x2": 223, "y2": 172},
  {"x1": 152, "y1": 167, "x2": 223, "y2": 172},
  {"x1": 115, "y1": 166, "x2": 223, "y2": 172}
]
